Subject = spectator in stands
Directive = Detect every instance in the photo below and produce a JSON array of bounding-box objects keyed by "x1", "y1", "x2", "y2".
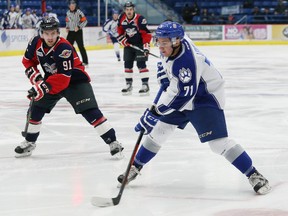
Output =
[
  {"x1": 0, "y1": 10, "x2": 9, "y2": 29},
  {"x1": 181, "y1": 3, "x2": 193, "y2": 24},
  {"x1": 262, "y1": 8, "x2": 271, "y2": 23},
  {"x1": 200, "y1": 8, "x2": 212, "y2": 24},
  {"x1": 15, "y1": 4, "x2": 23, "y2": 28},
  {"x1": 226, "y1": 14, "x2": 235, "y2": 24},
  {"x1": 191, "y1": 2, "x2": 200, "y2": 24},
  {"x1": 8, "y1": 4, "x2": 19, "y2": 28},
  {"x1": 243, "y1": 0, "x2": 254, "y2": 9},
  {"x1": 22, "y1": 8, "x2": 37, "y2": 29},
  {"x1": 275, "y1": 0, "x2": 286, "y2": 15},
  {"x1": 252, "y1": 6, "x2": 261, "y2": 15}
]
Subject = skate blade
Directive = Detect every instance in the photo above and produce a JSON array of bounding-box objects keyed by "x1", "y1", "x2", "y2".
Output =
[
  {"x1": 257, "y1": 184, "x2": 272, "y2": 195},
  {"x1": 15, "y1": 152, "x2": 33, "y2": 158},
  {"x1": 111, "y1": 151, "x2": 124, "y2": 160},
  {"x1": 122, "y1": 91, "x2": 132, "y2": 96},
  {"x1": 139, "y1": 92, "x2": 150, "y2": 96}
]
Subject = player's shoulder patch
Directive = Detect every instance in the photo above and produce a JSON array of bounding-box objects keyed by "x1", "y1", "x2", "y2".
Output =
[
  {"x1": 178, "y1": 67, "x2": 192, "y2": 83},
  {"x1": 141, "y1": 18, "x2": 147, "y2": 25},
  {"x1": 59, "y1": 49, "x2": 72, "y2": 58}
]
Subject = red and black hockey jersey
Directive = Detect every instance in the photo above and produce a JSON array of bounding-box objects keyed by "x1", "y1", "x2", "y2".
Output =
[
  {"x1": 117, "y1": 13, "x2": 152, "y2": 45},
  {"x1": 22, "y1": 36, "x2": 90, "y2": 94}
]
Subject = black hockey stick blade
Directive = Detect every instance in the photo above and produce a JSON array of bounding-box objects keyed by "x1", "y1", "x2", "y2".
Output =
[
  {"x1": 21, "y1": 131, "x2": 27, "y2": 137},
  {"x1": 91, "y1": 195, "x2": 121, "y2": 207}
]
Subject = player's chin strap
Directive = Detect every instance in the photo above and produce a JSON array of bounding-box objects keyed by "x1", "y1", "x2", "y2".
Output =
[{"x1": 170, "y1": 38, "x2": 181, "y2": 57}]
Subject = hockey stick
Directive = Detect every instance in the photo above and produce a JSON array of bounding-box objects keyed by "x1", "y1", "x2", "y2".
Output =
[
  {"x1": 129, "y1": 44, "x2": 160, "y2": 58},
  {"x1": 91, "y1": 86, "x2": 164, "y2": 207},
  {"x1": 21, "y1": 96, "x2": 35, "y2": 137},
  {"x1": 97, "y1": 35, "x2": 107, "y2": 40}
]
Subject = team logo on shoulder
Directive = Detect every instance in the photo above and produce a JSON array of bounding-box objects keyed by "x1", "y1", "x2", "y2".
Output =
[
  {"x1": 141, "y1": 19, "x2": 147, "y2": 25},
  {"x1": 59, "y1": 49, "x2": 72, "y2": 58},
  {"x1": 179, "y1": 67, "x2": 192, "y2": 83}
]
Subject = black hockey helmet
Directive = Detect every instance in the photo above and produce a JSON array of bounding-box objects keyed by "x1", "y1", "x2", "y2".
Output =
[
  {"x1": 124, "y1": 1, "x2": 135, "y2": 8},
  {"x1": 69, "y1": 0, "x2": 77, "y2": 5},
  {"x1": 40, "y1": 17, "x2": 59, "y2": 32}
]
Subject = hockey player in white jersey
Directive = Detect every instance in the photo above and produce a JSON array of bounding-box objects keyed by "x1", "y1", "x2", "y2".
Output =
[
  {"x1": 118, "y1": 21, "x2": 271, "y2": 195},
  {"x1": 102, "y1": 9, "x2": 121, "y2": 61}
]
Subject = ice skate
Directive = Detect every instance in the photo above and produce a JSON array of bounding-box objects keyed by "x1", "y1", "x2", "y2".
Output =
[
  {"x1": 139, "y1": 83, "x2": 150, "y2": 96},
  {"x1": 15, "y1": 140, "x2": 36, "y2": 158},
  {"x1": 121, "y1": 83, "x2": 133, "y2": 95},
  {"x1": 109, "y1": 141, "x2": 124, "y2": 159},
  {"x1": 248, "y1": 170, "x2": 271, "y2": 195},
  {"x1": 117, "y1": 165, "x2": 141, "y2": 184}
]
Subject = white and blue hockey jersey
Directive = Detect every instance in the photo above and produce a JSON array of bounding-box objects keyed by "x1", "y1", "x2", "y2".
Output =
[
  {"x1": 156, "y1": 36, "x2": 225, "y2": 115},
  {"x1": 102, "y1": 18, "x2": 118, "y2": 38}
]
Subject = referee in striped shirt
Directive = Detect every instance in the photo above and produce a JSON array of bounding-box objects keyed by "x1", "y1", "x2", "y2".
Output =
[{"x1": 66, "y1": 0, "x2": 88, "y2": 65}]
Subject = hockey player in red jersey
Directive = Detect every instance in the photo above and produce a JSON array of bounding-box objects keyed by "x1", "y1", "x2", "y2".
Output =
[
  {"x1": 117, "y1": 1, "x2": 152, "y2": 96},
  {"x1": 15, "y1": 17, "x2": 124, "y2": 158}
]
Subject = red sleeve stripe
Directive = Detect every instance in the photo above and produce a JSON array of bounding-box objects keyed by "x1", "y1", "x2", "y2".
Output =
[{"x1": 91, "y1": 116, "x2": 107, "y2": 127}]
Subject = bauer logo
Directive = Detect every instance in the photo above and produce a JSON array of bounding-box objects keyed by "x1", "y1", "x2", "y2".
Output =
[{"x1": 283, "y1": 27, "x2": 288, "y2": 38}]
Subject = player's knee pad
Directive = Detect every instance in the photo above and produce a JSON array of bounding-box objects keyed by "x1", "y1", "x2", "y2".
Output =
[
  {"x1": 143, "y1": 121, "x2": 177, "y2": 152},
  {"x1": 30, "y1": 105, "x2": 46, "y2": 121},
  {"x1": 208, "y1": 137, "x2": 237, "y2": 156}
]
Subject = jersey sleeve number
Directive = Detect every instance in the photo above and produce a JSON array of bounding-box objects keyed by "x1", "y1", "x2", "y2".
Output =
[
  {"x1": 184, "y1": 86, "x2": 193, "y2": 96},
  {"x1": 63, "y1": 60, "x2": 72, "y2": 71}
]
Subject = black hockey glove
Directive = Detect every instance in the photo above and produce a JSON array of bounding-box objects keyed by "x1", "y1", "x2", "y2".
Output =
[{"x1": 143, "y1": 43, "x2": 150, "y2": 56}]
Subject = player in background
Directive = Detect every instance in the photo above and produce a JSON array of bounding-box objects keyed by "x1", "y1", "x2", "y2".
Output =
[
  {"x1": 21, "y1": 8, "x2": 37, "y2": 29},
  {"x1": 118, "y1": 21, "x2": 271, "y2": 195},
  {"x1": 66, "y1": 0, "x2": 89, "y2": 66},
  {"x1": 46, "y1": 5, "x2": 59, "y2": 22},
  {"x1": 102, "y1": 9, "x2": 121, "y2": 61},
  {"x1": 117, "y1": 1, "x2": 152, "y2": 96},
  {"x1": 15, "y1": 17, "x2": 124, "y2": 159}
]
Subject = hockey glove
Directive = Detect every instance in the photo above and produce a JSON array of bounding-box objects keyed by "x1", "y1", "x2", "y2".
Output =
[
  {"x1": 157, "y1": 62, "x2": 170, "y2": 91},
  {"x1": 135, "y1": 108, "x2": 159, "y2": 135},
  {"x1": 25, "y1": 67, "x2": 43, "y2": 85},
  {"x1": 143, "y1": 43, "x2": 150, "y2": 56},
  {"x1": 27, "y1": 80, "x2": 51, "y2": 101},
  {"x1": 117, "y1": 35, "x2": 130, "y2": 47}
]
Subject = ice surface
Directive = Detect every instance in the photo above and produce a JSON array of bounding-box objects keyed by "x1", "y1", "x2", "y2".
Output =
[{"x1": 0, "y1": 46, "x2": 287, "y2": 216}]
